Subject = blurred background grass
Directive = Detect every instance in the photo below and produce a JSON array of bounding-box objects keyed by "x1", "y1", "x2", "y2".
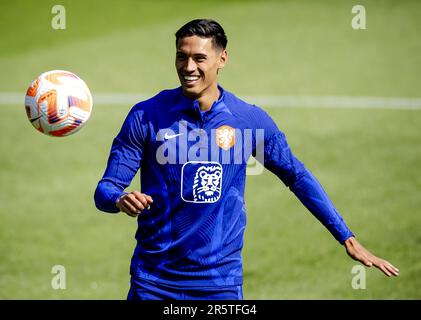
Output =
[{"x1": 0, "y1": 0, "x2": 420, "y2": 299}]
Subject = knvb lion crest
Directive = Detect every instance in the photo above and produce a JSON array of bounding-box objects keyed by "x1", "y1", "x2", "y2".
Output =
[
  {"x1": 181, "y1": 161, "x2": 222, "y2": 203},
  {"x1": 216, "y1": 125, "x2": 235, "y2": 150},
  {"x1": 192, "y1": 165, "x2": 222, "y2": 202}
]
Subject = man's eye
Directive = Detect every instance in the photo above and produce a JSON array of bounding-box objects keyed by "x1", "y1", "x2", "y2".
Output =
[
  {"x1": 177, "y1": 55, "x2": 186, "y2": 61},
  {"x1": 196, "y1": 57, "x2": 206, "y2": 62}
]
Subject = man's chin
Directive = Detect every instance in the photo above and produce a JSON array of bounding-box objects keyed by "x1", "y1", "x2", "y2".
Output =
[{"x1": 181, "y1": 86, "x2": 201, "y2": 99}]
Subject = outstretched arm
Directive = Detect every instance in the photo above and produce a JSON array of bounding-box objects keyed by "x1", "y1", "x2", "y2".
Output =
[
  {"x1": 255, "y1": 109, "x2": 399, "y2": 277},
  {"x1": 344, "y1": 236, "x2": 399, "y2": 277},
  {"x1": 262, "y1": 130, "x2": 354, "y2": 244}
]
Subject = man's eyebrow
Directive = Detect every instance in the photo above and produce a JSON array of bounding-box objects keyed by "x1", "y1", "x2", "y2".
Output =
[{"x1": 176, "y1": 51, "x2": 208, "y2": 57}]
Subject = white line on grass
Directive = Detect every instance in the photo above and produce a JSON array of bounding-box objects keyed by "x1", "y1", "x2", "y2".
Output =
[
  {"x1": 2, "y1": 93, "x2": 421, "y2": 110},
  {"x1": 242, "y1": 95, "x2": 421, "y2": 110}
]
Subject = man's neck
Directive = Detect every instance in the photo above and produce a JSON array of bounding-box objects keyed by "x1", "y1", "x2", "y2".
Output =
[{"x1": 185, "y1": 84, "x2": 220, "y2": 112}]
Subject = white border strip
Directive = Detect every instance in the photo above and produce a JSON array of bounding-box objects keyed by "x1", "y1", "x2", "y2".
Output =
[{"x1": 2, "y1": 93, "x2": 421, "y2": 110}]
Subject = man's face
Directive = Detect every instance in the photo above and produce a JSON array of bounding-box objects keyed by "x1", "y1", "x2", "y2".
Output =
[{"x1": 176, "y1": 35, "x2": 227, "y2": 99}]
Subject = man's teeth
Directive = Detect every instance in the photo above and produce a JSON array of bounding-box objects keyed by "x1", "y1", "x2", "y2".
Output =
[{"x1": 184, "y1": 76, "x2": 200, "y2": 81}]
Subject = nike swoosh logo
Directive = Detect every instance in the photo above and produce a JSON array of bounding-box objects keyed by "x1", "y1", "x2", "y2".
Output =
[
  {"x1": 164, "y1": 132, "x2": 184, "y2": 140},
  {"x1": 29, "y1": 115, "x2": 41, "y2": 123}
]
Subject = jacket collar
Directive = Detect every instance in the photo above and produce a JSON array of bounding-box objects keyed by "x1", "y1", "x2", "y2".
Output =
[{"x1": 172, "y1": 85, "x2": 232, "y2": 115}]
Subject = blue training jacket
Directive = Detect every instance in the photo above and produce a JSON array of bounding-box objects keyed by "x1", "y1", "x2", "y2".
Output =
[{"x1": 94, "y1": 86, "x2": 354, "y2": 287}]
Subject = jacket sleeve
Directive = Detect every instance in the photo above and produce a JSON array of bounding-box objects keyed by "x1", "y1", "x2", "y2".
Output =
[
  {"x1": 94, "y1": 106, "x2": 147, "y2": 213},
  {"x1": 256, "y1": 108, "x2": 354, "y2": 244}
]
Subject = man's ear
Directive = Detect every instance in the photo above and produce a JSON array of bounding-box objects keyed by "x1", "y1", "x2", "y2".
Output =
[{"x1": 218, "y1": 50, "x2": 228, "y2": 70}]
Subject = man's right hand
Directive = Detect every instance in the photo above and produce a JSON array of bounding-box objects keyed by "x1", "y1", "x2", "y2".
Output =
[{"x1": 116, "y1": 191, "x2": 153, "y2": 217}]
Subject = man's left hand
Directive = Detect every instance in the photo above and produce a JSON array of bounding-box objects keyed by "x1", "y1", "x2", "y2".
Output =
[{"x1": 344, "y1": 236, "x2": 400, "y2": 277}]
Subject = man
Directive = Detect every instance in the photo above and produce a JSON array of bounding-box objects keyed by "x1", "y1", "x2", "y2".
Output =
[{"x1": 94, "y1": 19, "x2": 399, "y2": 300}]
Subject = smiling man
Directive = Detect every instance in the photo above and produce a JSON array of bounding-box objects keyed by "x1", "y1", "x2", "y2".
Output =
[
  {"x1": 94, "y1": 19, "x2": 399, "y2": 300},
  {"x1": 175, "y1": 28, "x2": 227, "y2": 110}
]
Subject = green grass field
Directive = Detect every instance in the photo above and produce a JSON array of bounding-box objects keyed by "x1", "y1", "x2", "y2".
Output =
[{"x1": 1, "y1": 0, "x2": 420, "y2": 299}]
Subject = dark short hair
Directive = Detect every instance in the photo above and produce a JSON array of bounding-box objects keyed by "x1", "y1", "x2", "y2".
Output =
[{"x1": 175, "y1": 19, "x2": 227, "y2": 50}]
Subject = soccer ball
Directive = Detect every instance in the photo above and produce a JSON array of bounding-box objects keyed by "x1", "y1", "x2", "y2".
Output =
[{"x1": 25, "y1": 70, "x2": 93, "y2": 137}]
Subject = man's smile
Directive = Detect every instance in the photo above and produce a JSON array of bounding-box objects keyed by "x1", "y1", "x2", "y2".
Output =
[{"x1": 182, "y1": 75, "x2": 201, "y2": 86}]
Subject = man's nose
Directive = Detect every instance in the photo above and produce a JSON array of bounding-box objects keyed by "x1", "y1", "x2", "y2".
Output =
[{"x1": 184, "y1": 58, "x2": 196, "y2": 73}]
